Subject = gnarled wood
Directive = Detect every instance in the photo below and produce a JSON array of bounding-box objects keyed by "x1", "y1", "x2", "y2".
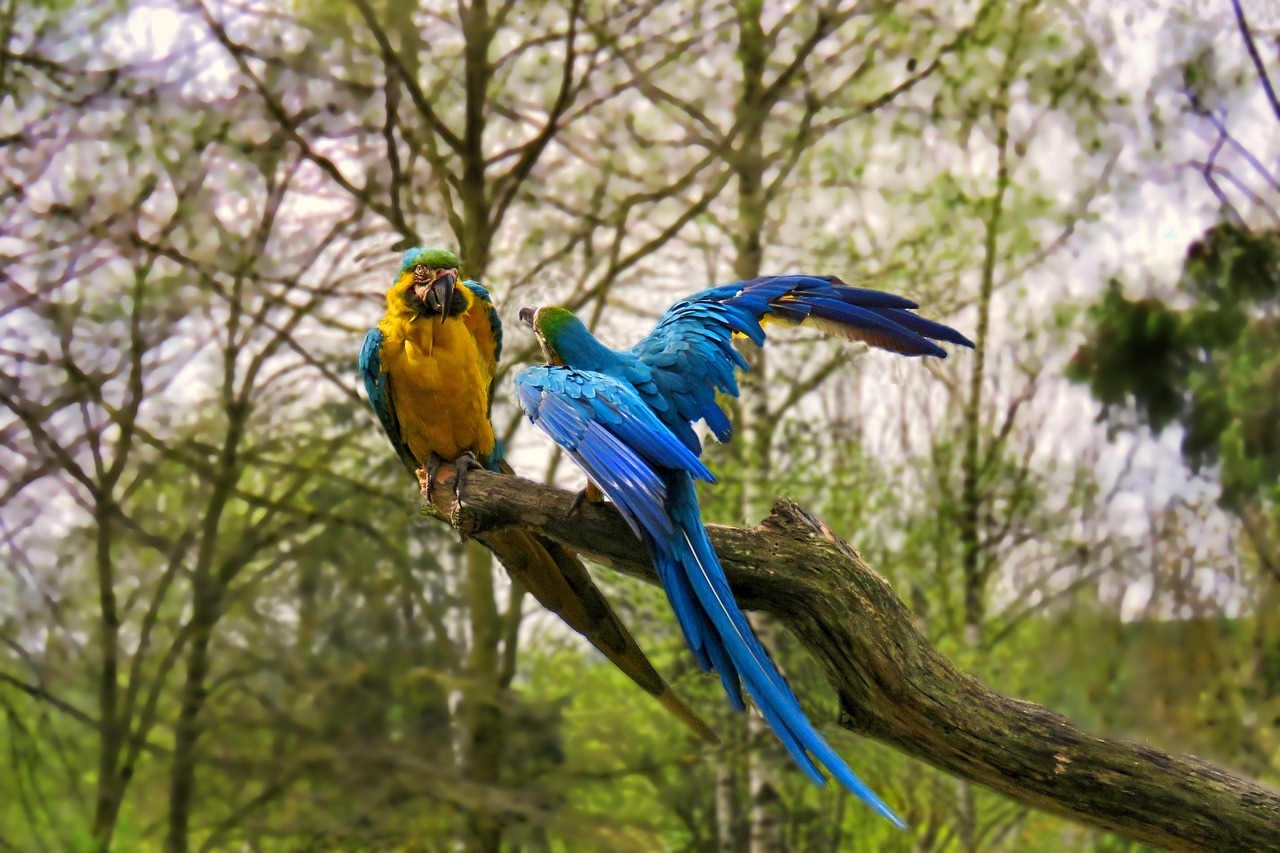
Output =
[{"x1": 422, "y1": 468, "x2": 1280, "y2": 852}]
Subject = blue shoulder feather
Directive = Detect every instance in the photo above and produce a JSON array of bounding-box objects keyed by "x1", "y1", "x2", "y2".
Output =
[{"x1": 463, "y1": 280, "x2": 503, "y2": 364}]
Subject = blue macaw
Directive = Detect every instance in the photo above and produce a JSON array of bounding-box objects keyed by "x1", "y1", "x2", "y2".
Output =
[
  {"x1": 514, "y1": 274, "x2": 974, "y2": 826},
  {"x1": 360, "y1": 247, "x2": 718, "y2": 745}
]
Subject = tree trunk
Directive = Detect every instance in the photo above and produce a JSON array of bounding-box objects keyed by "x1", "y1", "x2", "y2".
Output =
[
  {"x1": 165, "y1": 597, "x2": 218, "y2": 853},
  {"x1": 715, "y1": 743, "x2": 739, "y2": 853},
  {"x1": 462, "y1": 541, "x2": 505, "y2": 853},
  {"x1": 732, "y1": 2, "x2": 786, "y2": 849},
  {"x1": 92, "y1": 502, "x2": 124, "y2": 851},
  {"x1": 165, "y1": 461, "x2": 240, "y2": 853}
]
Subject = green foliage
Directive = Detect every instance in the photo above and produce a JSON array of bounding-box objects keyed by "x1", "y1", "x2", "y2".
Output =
[
  {"x1": 1, "y1": 0, "x2": 1272, "y2": 849},
  {"x1": 1069, "y1": 225, "x2": 1280, "y2": 509},
  {"x1": 1067, "y1": 281, "x2": 1193, "y2": 433}
]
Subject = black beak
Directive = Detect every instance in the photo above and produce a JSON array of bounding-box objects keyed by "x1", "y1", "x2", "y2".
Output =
[
  {"x1": 425, "y1": 272, "x2": 458, "y2": 318},
  {"x1": 518, "y1": 306, "x2": 536, "y2": 328}
]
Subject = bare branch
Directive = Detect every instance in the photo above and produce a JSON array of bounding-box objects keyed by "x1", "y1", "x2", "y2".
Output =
[
  {"x1": 1230, "y1": 0, "x2": 1280, "y2": 124},
  {"x1": 421, "y1": 467, "x2": 1280, "y2": 853}
]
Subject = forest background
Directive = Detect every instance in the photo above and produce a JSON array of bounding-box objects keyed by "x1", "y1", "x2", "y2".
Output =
[{"x1": 2, "y1": 0, "x2": 1278, "y2": 850}]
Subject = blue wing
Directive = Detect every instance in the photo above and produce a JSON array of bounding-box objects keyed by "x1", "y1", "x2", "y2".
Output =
[
  {"x1": 515, "y1": 366, "x2": 714, "y2": 541},
  {"x1": 360, "y1": 328, "x2": 419, "y2": 477},
  {"x1": 462, "y1": 280, "x2": 503, "y2": 365},
  {"x1": 515, "y1": 364, "x2": 906, "y2": 828},
  {"x1": 623, "y1": 275, "x2": 974, "y2": 451}
]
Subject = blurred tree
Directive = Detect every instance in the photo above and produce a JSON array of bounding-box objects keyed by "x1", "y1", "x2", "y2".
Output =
[
  {"x1": 1, "y1": 2, "x2": 482, "y2": 850},
  {"x1": 777, "y1": 0, "x2": 1132, "y2": 846},
  {"x1": 2, "y1": 0, "x2": 1275, "y2": 850},
  {"x1": 1067, "y1": 0, "x2": 1280, "y2": 793}
]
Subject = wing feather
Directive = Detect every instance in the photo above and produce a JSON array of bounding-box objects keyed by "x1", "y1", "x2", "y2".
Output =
[
  {"x1": 360, "y1": 328, "x2": 419, "y2": 476},
  {"x1": 625, "y1": 275, "x2": 972, "y2": 446}
]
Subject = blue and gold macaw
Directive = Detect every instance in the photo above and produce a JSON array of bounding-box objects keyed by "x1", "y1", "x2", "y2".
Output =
[
  {"x1": 514, "y1": 275, "x2": 974, "y2": 827},
  {"x1": 360, "y1": 247, "x2": 718, "y2": 744}
]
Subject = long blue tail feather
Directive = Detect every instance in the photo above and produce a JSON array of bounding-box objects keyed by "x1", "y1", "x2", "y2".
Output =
[{"x1": 659, "y1": 475, "x2": 907, "y2": 828}]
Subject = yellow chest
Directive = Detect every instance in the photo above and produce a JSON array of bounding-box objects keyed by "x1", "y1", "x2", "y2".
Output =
[{"x1": 378, "y1": 314, "x2": 496, "y2": 464}]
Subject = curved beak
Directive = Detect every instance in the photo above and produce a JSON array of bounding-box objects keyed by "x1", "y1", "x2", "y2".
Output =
[
  {"x1": 424, "y1": 271, "x2": 458, "y2": 319},
  {"x1": 518, "y1": 306, "x2": 537, "y2": 328}
]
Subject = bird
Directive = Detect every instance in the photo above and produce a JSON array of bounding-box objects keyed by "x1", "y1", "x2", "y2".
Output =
[
  {"x1": 513, "y1": 274, "x2": 974, "y2": 826},
  {"x1": 360, "y1": 247, "x2": 719, "y2": 745}
]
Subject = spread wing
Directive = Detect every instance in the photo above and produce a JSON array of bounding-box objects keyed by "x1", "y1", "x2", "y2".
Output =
[
  {"x1": 360, "y1": 327, "x2": 419, "y2": 477},
  {"x1": 624, "y1": 275, "x2": 975, "y2": 451}
]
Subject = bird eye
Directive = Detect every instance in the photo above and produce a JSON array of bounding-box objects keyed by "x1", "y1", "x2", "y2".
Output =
[{"x1": 412, "y1": 265, "x2": 430, "y2": 283}]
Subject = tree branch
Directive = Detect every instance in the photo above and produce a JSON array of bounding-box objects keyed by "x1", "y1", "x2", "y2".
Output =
[
  {"x1": 422, "y1": 468, "x2": 1280, "y2": 853},
  {"x1": 1230, "y1": 0, "x2": 1280, "y2": 125}
]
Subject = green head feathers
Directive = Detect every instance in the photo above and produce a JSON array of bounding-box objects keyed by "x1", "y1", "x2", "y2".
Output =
[
  {"x1": 532, "y1": 306, "x2": 578, "y2": 342},
  {"x1": 522, "y1": 305, "x2": 608, "y2": 368},
  {"x1": 400, "y1": 247, "x2": 460, "y2": 273}
]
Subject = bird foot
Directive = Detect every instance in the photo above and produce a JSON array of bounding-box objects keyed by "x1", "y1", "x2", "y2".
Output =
[
  {"x1": 448, "y1": 453, "x2": 484, "y2": 543},
  {"x1": 419, "y1": 452, "x2": 484, "y2": 505},
  {"x1": 451, "y1": 452, "x2": 483, "y2": 500},
  {"x1": 567, "y1": 488, "x2": 591, "y2": 517},
  {"x1": 418, "y1": 452, "x2": 445, "y2": 502},
  {"x1": 419, "y1": 450, "x2": 440, "y2": 499},
  {"x1": 566, "y1": 482, "x2": 605, "y2": 518}
]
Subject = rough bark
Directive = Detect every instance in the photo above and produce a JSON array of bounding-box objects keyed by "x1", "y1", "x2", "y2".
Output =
[{"x1": 422, "y1": 468, "x2": 1280, "y2": 853}]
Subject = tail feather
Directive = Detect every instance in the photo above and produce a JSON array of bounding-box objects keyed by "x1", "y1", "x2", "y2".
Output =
[
  {"x1": 662, "y1": 475, "x2": 906, "y2": 828},
  {"x1": 480, "y1": 526, "x2": 721, "y2": 746},
  {"x1": 657, "y1": 551, "x2": 746, "y2": 711}
]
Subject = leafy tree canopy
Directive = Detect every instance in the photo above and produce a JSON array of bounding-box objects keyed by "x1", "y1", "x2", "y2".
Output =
[{"x1": 1068, "y1": 222, "x2": 1280, "y2": 511}]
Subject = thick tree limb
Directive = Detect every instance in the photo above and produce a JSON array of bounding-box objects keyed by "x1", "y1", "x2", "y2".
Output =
[{"x1": 422, "y1": 468, "x2": 1280, "y2": 852}]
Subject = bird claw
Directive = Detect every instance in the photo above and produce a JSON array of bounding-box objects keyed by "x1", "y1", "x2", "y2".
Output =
[
  {"x1": 419, "y1": 452, "x2": 445, "y2": 502},
  {"x1": 443, "y1": 453, "x2": 483, "y2": 544},
  {"x1": 452, "y1": 452, "x2": 482, "y2": 500},
  {"x1": 566, "y1": 482, "x2": 604, "y2": 518},
  {"x1": 567, "y1": 488, "x2": 591, "y2": 518},
  {"x1": 419, "y1": 451, "x2": 483, "y2": 502}
]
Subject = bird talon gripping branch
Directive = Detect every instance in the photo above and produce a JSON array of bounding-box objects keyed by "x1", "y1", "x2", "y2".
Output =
[
  {"x1": 420, "y1": 451, "x2": 445, "y2": 503},
  {"x1": 565, "y1": 481, "x2": 604, "y2": 518}
]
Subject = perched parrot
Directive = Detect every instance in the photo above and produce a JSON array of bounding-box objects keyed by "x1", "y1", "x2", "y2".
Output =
[
  {"x1": 513, "y1": 274, "x2": 974, "y2": 827},
  {"x1": 360, "y1": 247, "x2": 718, "y2": 745}
]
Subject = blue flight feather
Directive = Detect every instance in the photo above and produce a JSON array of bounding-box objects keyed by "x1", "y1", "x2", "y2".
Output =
[{"x1": 588, "y1": 274, "x2": 972, "y2": 445}]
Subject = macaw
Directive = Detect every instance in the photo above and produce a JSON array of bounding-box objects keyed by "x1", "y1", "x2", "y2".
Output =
[
  {"x1": 513, "y1": 275, "x2": 974, "y2": 827},
  {"x1": 360, "y1": 247, "x2": 718, "y2": 745}
]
